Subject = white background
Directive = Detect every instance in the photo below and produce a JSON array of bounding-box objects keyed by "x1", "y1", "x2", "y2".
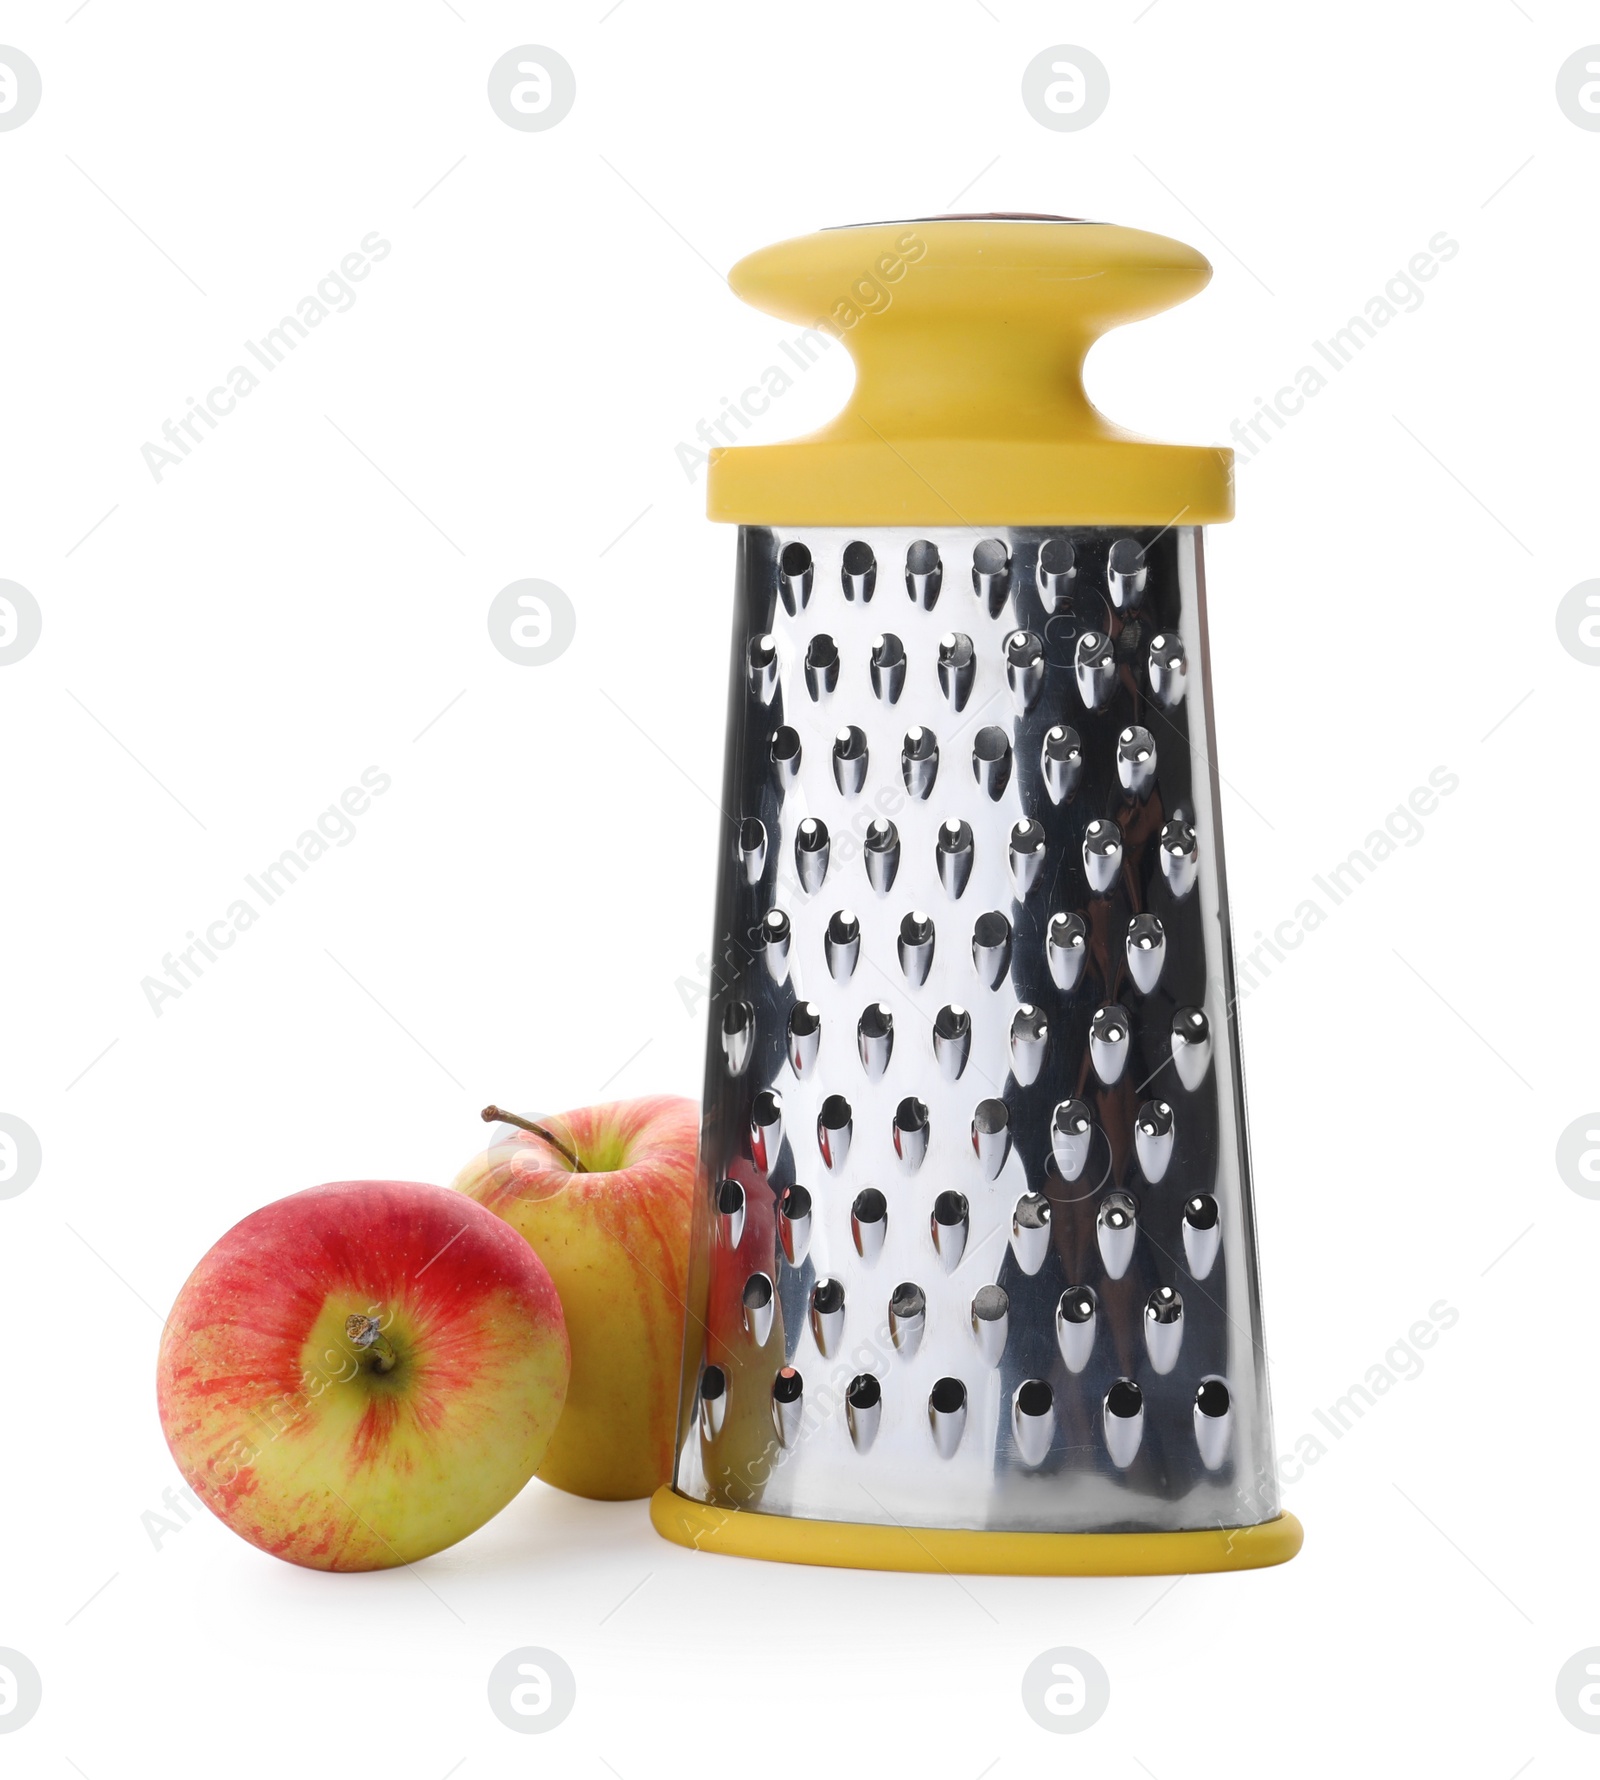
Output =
[{"x1": 2, "y1": 2, "x2": 1595, "y2": 1773}]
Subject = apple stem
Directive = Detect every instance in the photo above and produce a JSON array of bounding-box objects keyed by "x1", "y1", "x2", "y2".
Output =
[
  {"x1": 345, "y1": 1314, "x2": 398, "y2": 1374},
  {"x1": 480, "y1": 1105, "x2": 587, "y2": 1173}
]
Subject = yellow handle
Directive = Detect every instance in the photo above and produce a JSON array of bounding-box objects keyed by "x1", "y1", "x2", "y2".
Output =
[{"x1": 709, "y1": 217, "x2": 1232, "y2": 528}]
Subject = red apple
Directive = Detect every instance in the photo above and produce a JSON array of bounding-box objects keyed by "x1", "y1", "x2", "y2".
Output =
[
  {"x1": 453, "y1": 1095, "x2": 697, "y2": 1500},
  {"x1": 156, "y1": 1179, "x2": 570, "y2": 1570}
]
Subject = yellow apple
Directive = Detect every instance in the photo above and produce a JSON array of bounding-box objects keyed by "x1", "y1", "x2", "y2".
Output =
[{"x1": 454, "y1": 1095, "x2": 697, "y2": 1500}]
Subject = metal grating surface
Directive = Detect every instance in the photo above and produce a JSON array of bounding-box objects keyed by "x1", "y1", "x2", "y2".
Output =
[{"x1": 671, "y1": 525, "x2": 1280, "y2": 1536}]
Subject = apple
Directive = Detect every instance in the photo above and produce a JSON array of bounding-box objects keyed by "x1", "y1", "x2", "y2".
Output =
[
  {"x1": 453, "y1": 1095, "x2": 697, "y2": 1501},
  {"x1": 156, "y1": 1179, "x2": 570, "y2": 1570}
]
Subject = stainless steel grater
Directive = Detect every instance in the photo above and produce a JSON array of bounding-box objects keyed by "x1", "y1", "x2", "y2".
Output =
[{"x1": 652, "y1": 217, "x2": 1301, "y2": 1574}]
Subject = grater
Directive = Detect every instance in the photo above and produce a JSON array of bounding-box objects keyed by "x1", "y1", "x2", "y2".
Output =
[{"x1": 650, "y1": 217, "x2": 1302, "y2": 1574}]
